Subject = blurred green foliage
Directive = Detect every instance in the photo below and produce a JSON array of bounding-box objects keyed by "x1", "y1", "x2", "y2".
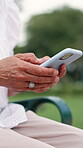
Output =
[
  {"x1": 25, "y1": 7, "x2": 83, "y2": 56},
  {"x1": 15, "y1": 6, "x2": 83, "y2": 82}
]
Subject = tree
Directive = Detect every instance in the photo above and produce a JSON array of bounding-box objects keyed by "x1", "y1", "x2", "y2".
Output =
[{"x1": 24, "y1": 7, "x2": 83, "y2": 58}]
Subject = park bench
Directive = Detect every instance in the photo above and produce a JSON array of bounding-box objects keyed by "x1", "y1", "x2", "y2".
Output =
[{"x1": 14, "y1": 96, "x2": 72, "y2": 125}]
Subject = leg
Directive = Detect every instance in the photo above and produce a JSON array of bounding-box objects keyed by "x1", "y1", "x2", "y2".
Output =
[
  {"x1": 13, "y1": 111, "x2": 83, "y2": 148},
  {"x1": 0, "y1": 127, "x2": 55, "y2": 148}
]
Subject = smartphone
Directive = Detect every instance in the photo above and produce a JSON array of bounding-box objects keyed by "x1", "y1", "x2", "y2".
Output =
[{"x1": 40, "y1": 48, "x2": 83, "y2": 70}]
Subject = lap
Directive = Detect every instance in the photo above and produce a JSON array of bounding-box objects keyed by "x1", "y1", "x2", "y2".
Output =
[
  {"x1": 12, "y1": 110, "x2": 83, "y2": 148},
  {"x1": 0, "y1": 111, "x2": 83, "y2": 148},
  {"x1": 0, "y1": 127, "x2": 54, "y2": 148}
]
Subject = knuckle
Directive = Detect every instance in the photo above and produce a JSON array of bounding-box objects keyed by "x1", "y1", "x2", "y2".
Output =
[
  {"x1": 15, "y1": 62, "x2": 24, "y2": 70},
  {"x1": 45, "y1": 56, "x2": 50, "y2": 59},
  {"x1": 47, "y1": 69, "x2": 54, "y2": 76},
  {"x1": 14, "y1": 60, "x2": 20, "y2": 67},
  {"x1": 29, "y1": 53, "x2": 36, "y2": 57},
  {"x1": 35, "y1": 76, "x2": 45, "y2": 83},
  {"x1": 15, "y1": 53, "x2": 22, "y2": 58},
  {"x1": 39, "y1": 67, "x2": 43, "y2": 74},
  {"x1": 36, "y1": 67, "x2": 43, "y2": 75}
]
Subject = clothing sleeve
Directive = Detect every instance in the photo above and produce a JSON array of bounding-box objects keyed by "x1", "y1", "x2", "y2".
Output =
[
  {"x1": 6, "y1": 0, "x2": 20, "y2": 55},
  {"x1": 0, "y1": 0, "x2": 7, "y2": 45},
  {"x1": 0, "y1": 0, "x2": 20, "y2": 56},
  {"x1": 0, "y1": 0, "x2": 10, "y2": 59}
]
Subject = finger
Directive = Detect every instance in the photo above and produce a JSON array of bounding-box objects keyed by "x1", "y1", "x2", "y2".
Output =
[
  {"x1": 25, "y1": 74, "x2": 59, "y2": 84},
  {"x1": 58, "y1": 64, "x2": 67, "y2": 78},
  {"x1": 12, "y1": 87, "x2": 49, "y2": 93},
  {"x1": 31, "y1": 79, "x2": 59, "y2": 93},
  {"x1": 15, "y1": 53, "x2": 39, "y2": 64},
  {"x1": 8, "y1": 70, "x2": 59, "y2": 84},
  {"x1": 37, "y1": 56, "x2": 50, "y2": 65},
  {"x1": 11, "y1": 77, "x2": 59, "y2": 91},
  {"x1": 33, "y1": 88, "x2": 49, "y2": 93},
  {"x1": 27, "y1": 77, "x2": 59, "y2": 89},
  {"x1": 24, "y1": 62, "x2": 59, "y2": 77},
  {"x1": 15, "y1": 53, "x2": 50, "y2": 65}
]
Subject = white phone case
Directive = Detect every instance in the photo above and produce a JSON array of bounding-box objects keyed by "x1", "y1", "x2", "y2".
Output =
[{"x1": 40, "y1": 48, "x2": 83, "y2": 70}]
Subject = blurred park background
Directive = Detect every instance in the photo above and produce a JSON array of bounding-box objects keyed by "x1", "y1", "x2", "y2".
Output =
[{"x1": 11, "y1": 0, "x2": 83, "y2": 129}]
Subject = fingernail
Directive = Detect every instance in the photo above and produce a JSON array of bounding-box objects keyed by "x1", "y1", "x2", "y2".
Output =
[
  {"x1": 54, "y1": 70, "x2": 59, "y2": 76},
  {"x1": 55, "y1": 76, "x2": 59, "y2": 82}
]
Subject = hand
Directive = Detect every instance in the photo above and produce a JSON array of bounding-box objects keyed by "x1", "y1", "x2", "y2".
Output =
[
  {"x1": 15, "y1": 53, "x2": 67, "y2": 93},
  {"x1": 58, "y1": 64, "x2": 66, "y2": 78},
  {"x1": 15, "y1": 53, "x2": 66, "y2": 78},
  {"x1": 0, "y1": 53, "x2": 59, "y2": 94}
]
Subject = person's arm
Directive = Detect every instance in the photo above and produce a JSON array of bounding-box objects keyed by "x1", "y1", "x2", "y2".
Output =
[
  {"x1": 8, "y1": 53, "x2": 66, "y2": 97},
  {"x1": 0, "y1": 53, "x2": 66, "y2": 97}
]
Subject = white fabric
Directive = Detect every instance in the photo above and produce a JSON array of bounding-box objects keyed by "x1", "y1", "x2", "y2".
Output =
[{"x1": 0, "y1": 0, "x2": 27, "y2": 128}]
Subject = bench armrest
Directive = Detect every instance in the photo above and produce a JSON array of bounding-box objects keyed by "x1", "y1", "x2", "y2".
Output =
[{"x1": 14, "y1": 96, "x2": 72, "y2": 125}]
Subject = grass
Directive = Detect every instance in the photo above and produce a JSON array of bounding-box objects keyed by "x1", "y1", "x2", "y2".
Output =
[{"x1": 9, "y1": 89, "x2": 83, "y2": 130}]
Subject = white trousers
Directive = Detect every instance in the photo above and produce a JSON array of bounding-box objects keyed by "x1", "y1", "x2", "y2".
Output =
[{"x1": 0, "y1": 111, "x2": 83, "y2": 148}]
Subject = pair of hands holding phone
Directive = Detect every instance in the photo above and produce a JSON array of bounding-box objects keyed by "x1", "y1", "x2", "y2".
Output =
[{"x1": 0, "y1": 53, "x2": 66, "y2": 95}]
